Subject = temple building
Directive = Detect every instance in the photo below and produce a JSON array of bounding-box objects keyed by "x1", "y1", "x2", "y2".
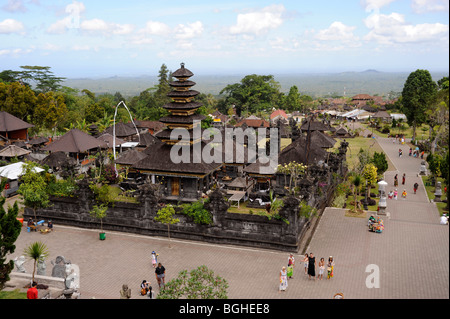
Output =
[{"x1": 132, "y1": 63, "x2": 222, "y2": 202}]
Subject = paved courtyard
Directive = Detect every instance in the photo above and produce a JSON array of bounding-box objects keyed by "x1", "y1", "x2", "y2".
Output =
[{"x1": 5, "y1": 134, "x2": 449, "y2": 299}]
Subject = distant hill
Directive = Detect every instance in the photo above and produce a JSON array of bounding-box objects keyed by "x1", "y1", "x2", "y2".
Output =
[{"x1": 62, "y1": 70, "x2": 449, "y2": 99}]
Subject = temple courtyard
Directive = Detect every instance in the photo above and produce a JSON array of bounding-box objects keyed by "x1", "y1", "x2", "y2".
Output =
[{"x1": 5, "y1": 135, "x2": 448, "y2": 299}]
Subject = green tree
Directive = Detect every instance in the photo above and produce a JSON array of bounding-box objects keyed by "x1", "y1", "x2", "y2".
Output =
[
  {"x1": 220, "y1": 74, "x2": 283, "y2": 116},
  {"x1": 23, "y1": 241, "x2": 49, "y2": 283},
  {"x1": 284, "y1": 85, "x2": 303, "y2": 112},
  {"x1": 157, "y1": 265, "x2": 228, "y2": 299},
  {"x1": 154, "y1": 205, "x2": 179, "y2": 248},
  {"x1": 363, "y1": 163, "x2": 378, "y2": 199},
  {"x1": 17, "y1": 163, "x2": 50, "y2": 220},
  {"x1": 371, "y1": 152, "x2": 388, "y2": 175},
  {"x1": 89, "y1": 204, "x2": 108, "y2": 235},
  {"x1": 401, "y1": 69, "x2": 437, "y2": 141},
  {"x1": 0, "y1": 181, "x2": 22, "y2": 291},
  {"x1": 33, "y1": 91, "x2": 67, "y2": 134},
  {"x1": 0, "y1": 81, "x2": 37, "y2": 121},
  {"x1": 351, "y1": 174, "x2": 362, "y2": 212}
]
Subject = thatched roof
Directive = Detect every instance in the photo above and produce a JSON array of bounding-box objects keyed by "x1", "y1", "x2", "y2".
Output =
[
  {"x1": 132, "y1": 141, "x2": 222, "y2": 176},
  {"x1": 278, "y1": 136, "x2": 328, "y2": 165},
  {"x1": 103, "y1": 122, "x2": 137, "y2": 138},
  {"x1": 41, "y1": 151, "x2": 76, "y2": 168},
  {"x1": 0, "y1": 111, "x2": 34, "y2": 132},
  {"x1": 135, "y1": 132, "x2": 162, "y2": 147},
  {"x1": 96, "y1": 133, "x2": 126, "y2": 148},
  {"x1": 42, "y1": 129, "x2": 108, "y2": 153},
  {"x1": 28, "y1": 136, "x2": 49, "y2": 145},
  {"x1": 300, "y1": 120, "x2": 330, "y2": 132},
  {"x1": 115, "y1": 149, "x2": 148, "y2": 166},
  {"x1": 371, "y1": 110, "x2": 391, "y2": 119},
  {"x1": 310, "y1": 130, "x2": 336, "y2": 149},
  {"x1": 0, "y1": 145, "x2": 31, "y2": 157}
]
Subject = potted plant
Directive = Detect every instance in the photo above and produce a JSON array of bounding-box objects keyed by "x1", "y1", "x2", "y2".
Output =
[{"x1": 89, "y1": 204, "x2": 108, "y2": 240}]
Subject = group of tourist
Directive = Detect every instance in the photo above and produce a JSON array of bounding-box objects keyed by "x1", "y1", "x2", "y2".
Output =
[
  {"x1": 389, "y1": 173, "x2": 419, "y2": 200},
  {"x1": 119, "y1": 250, "x2": 165, "y2": 299},
  {"x1": 279, "y1": 253, "x2": 335, "y2": 292}
]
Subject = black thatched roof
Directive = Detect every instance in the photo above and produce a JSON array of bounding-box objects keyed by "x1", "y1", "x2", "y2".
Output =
[
  {"x1": 103, "y1": 122, "x2": 137, "y2": 137},
  {"x1": 278, "y1": 135, "x2": 328, "y2": 165},
  {"x1": 97, "y1": 133, "x2": 126, "y2": 148},
  {"x1": 159, "y1": 114, "x2": 206, "y2": 124},
  {"x1": 41, "y1": 151, "x2": 76, "y2": 168},
  {"x1": 132, "y1": 141, "x2": 222, "y2": 176},
  {"x1": 115, "y1": 149, "x2": 148, "y2": 166},
  {"x1": 172, "y1": 63, "x2": 194, "y2": 78},
  {"x1": 300, "y1": 120, "x2": 330, "y2": 132},
  {"x1": 134, "y1": 132, "x2": 162, "y2": 147},
  {"x1": 163, "y1": 102, "x2": 203, "y2": 110},
  {"x1": 28, "y1": 136, "x2": 49, "y2": 145},
  {"x1": 310, "y1": 130, "x2": 337, "y2": 149},
  {"x1": 243, "y1": 160, "x2": 277, "y2": 176}
]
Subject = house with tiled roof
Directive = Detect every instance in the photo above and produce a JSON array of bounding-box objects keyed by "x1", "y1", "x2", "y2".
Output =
[{"x1": 270, "y1": 109, "x2": 288, "y2": 125}]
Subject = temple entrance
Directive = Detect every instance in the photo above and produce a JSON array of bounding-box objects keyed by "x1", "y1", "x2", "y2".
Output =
[{"x1": 171, "y1": 177, "x2": 180, "y2": 196}]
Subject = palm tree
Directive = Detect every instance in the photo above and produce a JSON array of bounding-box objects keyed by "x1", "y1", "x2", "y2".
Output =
[{"x1": 23, "y1": 241, "x2": 50, "y2": 283}]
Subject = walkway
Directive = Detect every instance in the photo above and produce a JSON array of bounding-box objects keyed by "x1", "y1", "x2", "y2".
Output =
[{"x1": 5, "y1": 135, "x2": 448, "y2": 299}]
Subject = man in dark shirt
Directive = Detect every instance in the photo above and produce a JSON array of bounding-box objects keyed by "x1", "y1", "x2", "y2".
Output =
[
  {"x1": 27, "y1": 282, "x2": 38, "y2": 299},
  {"x1": 155, "y1": 263, "x2": 166, "y2": 289}
]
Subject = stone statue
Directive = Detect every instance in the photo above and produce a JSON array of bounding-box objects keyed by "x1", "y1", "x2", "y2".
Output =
[
  {"x1": 51, "y1": 256, "x2": 70, "y2": 278},
  {"x1": 37, "y1": 257, "x2": 46, "y2": 276},
  {"x1": 14, "y1": 256, "x2": 26, "y2": 273}
]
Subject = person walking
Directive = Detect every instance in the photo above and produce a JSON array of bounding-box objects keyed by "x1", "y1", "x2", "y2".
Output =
[
  {"x1": 155, "y1": 263, "x2": 166, "y2": 289},
  {"x1": 402, "y1": 189, "x2": 407, "y2": 199},
  {"x1": 318, "y1": 258, "x2": 325, "y2": 280},
  {"x1": 394, "y1": 174, "x2": 398, "y2": 187},
  {"x1": 302, "y1": 253, "x2": 309, "y2": 275},
  {"x1": 327, "y1": 257, "x2": 335, "y2": 280},
  {"x1": 279, "y1": 266, "x2": 288, "y2": 292},
  {"x1": 307, "y1": 253, "x2": 316, "y2": 281},
  {"x1": 27, "y1": 281, "x2": 38, "y2": 299},
  {"x1": 287, "y1": 254, "x2": 295, "y2": 279},
  {"x1": 151, "y1": 251, "x2": 158, "y2": 268},
  {"x1": 402, "y1": 174, "x2": 406, "y2": 185},
  {"x1": 413, "y1": 182, "x2": 419, "y2": 194},
  {"x1": 394, "y1": 189, "x2": 398, "y2": 200}
]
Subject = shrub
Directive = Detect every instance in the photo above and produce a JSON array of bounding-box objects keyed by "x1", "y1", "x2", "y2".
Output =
[{"x1": 180, "y1": 200, "x2": 213, "y2": 225}]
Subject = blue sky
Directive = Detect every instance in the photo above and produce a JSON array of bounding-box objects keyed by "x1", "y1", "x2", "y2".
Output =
[{"x1": 0, "y1": 0, "x2": 448, "y2": 78}]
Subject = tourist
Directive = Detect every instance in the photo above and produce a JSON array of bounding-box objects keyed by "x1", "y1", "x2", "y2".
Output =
[
  {"x1": 394, "y1": 174, "x2": 398, "y2": 187},
  {"x1": 47, "y1": 220, "x2": 53, "y2": 231},
  {"x1": 287, "y1": 254, "x2": 295, "y2": 279},
  {"x1": 399, "y1": 149, "x2": 402, "y2": 157},
  {"x1": 409, "y1": 148, "x2": 412, "y2": 156},
  {"x1": 279, "y1": 266, "x2": 288, "y2": 292},
  {"x1": 440, "y1": 214, "x2": 448, "y2": 225},
  {"x1": 303, "y1": 253, "x2": 309, "y2": 275},
  {"x1": 27, "y1": 218, "x2": 37, "y2": 232},
  {"x1": 27, "y1": 281, "x2": 38, "y2": 299},
  {"x1": 402, "y1": 174, "x2": 406, "y2": 185},
  {"x1": 155, "y1": 263, "x2": 166, "y2": 289},
  {"x1": 394, "y1": 189, "x2": 398, "y2": 200},
  {"x1": 421, "y1": 151, "x2": 425, "y2": 159},
  {"x1": 402, "y1": 189, "x2": 407, "y2": 199},
  {"x1": 151, "y1": 251, "x2": 158, "y2": 268},
  {"x1": 327, "y1": 257, "x2": 335, "y2": 280},
  {"x1": 318, "y1": 258, "x2": 325, "y2": 280},
  {"x1": 141, "y1": 280, "x2": 151, "y2": 296},
  {"x1": 307, "y1": 253, "x2": 316, "y2": 280},
  {"x1": 120, "y1": 284, "x2": 131, "y2": 299},
  {"x1": 388, "y1": 190, "x2": 394, "y2": 199},
  {"x1": 413, "y1": 182, "x2": 419, "y2": 194}
]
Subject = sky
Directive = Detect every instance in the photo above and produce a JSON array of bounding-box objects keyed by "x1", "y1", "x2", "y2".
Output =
[{"x1": 0, "y1": 0, "x2": 449, "y2": 78}]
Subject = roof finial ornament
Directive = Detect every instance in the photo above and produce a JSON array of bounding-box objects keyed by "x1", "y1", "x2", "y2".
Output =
[{"x1": 181, "y1": 62, "x2": 185, "y2": 68}]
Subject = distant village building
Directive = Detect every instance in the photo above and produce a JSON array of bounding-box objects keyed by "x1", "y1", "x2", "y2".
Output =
[{"x1": 270, "y1": 109, "x2": 288, "y2": 125}]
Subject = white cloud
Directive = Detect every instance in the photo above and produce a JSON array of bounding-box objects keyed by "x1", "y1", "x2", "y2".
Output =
[
  {"x1": 2, "y1": 0, "x2": 27, "y2": 13},
  {"x1": 229, "y1": 4, "x2": 285, "y2": 35},
  {"x1": 0, "y1": 47, "x2": 33, "y2": 57},
  {"x1": 141, "y1": 21, "x2": 171, "y2": 36},
  {"x1": 315, "y1": 21, "x2": 359, "y2": 43},
  {"x1": 364, "y1": 12, "x2": 449, "y2": 44},
  {"x1": 0, "y1": 18, "x2": 25, "y2": 34},
  {"x1": 175, "y1": 21, "x2": 203, "y2": 39},
  {"x1": 411, "y1": 0, "x2": 449, "y2": 13},
  {"x1": 361, "y1": 0, "x2": 396, "y2": 12}
]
